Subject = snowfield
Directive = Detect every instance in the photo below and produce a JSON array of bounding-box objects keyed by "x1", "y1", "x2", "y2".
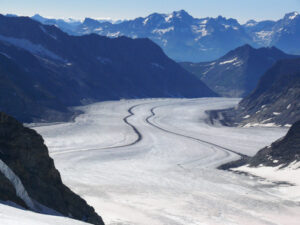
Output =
[{"x1": 5, "y1": 98, "x2": 299, "y2": 225}]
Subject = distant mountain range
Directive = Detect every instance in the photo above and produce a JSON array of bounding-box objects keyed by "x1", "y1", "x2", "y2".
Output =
[
  {"x1": 31, "y1": 10, "x2": 300, "y2": 62},
  {"x1": 0, "y1": 14, "x2": 216, "y2": 122},
  {"x1": 181, "y1": 45, "x2": 297, "y2": 97},
  {"x1": 211, "y1": 58, "x2": 300, "y2": 127}
]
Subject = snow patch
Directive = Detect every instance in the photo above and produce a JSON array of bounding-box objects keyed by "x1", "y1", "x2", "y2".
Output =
[
  {"x1": 0, "y1": 159, "x2": 36, "y2": 211},
  {"x1": 244, "y1": 122, "x2": 278, "y2": 128},
  {"x1": 151, "y1": 62, "x2": 164, "y2": 70},
  {"x1": 107, "y1": 31, "x2": 121, "y2": 38},
  {"x1": 143, "y1": 18, "x2": 149, "y2": 25},
  {"x1": 192, "y1": 25, "x2": 209, "y2": 37},
  {"x1": 152, "y1": 27, "x2": 174, "y2": 35},
  {"x1": 233, "y1": 161, "x2": 300, "y2": 200},
  {"x1": 164, "y1": 14, "x2": 173, "y2": 23},
  {"x1": 219, "y1": 57, "x2": 238, "y2": 65},
  {"x1": 255, "y1": 31, "x2": 273, "y2": 42},
  {"x1": 94, "y1": 27, "x2": 103, "y2": 32},
  {"x1": 0, "y1": 52, "x2": 12, "y2": 59},
  {"x1": 0, "y1": 34, "x2": 63, "y2": 61},
  {"x1": 288, "y1": 12, "x2": 299, "y2": 20}
]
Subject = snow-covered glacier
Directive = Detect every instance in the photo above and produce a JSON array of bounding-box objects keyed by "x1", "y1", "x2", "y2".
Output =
[{"x1": 27, "y1": 98, "x2": 299, "y2": 225}]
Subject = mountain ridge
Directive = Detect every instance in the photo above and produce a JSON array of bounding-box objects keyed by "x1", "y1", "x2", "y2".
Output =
[
  {"x1": 31, "y1": 10, "x2": 300, "y2": 62},
  {"x1": 209, "y1": 58, "x2": 300, "y2": 127},
  {"x1": 180, "y1": 44, "x2": 297, "y2": 97},
  {"x1": 0, "y1": 14, "x2": 217, "y2": 122}
]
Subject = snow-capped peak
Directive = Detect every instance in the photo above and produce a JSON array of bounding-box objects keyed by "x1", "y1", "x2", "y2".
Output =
[
  {"x1": 285, "y1": 11, "x2": 299, "y2": 20},
  {"x1": 244, "y1": 19, "x2": 258, "y2": 27},
  {"x1": 164, "y1": 10, "x2": 192, "y2": 23}
]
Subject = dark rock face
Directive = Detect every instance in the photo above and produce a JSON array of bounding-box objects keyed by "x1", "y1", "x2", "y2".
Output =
[
  {"x1": 0, "y1": 14, "x2": 217, "y2": 122},
  {"x1": 220, "y1": 121, "x2": 300, "y2": 169},
  {"x1": 0, "y1": 112, "x2": 104, "y2": 225},
  {"x1": 215, "y1": 58, "x2": 300, "y2": 126},
  {"x1": 180, "y1": 45, "x2": 297, "y2": 97}
]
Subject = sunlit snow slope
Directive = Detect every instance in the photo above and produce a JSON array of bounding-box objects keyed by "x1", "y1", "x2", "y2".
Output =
[{"x1": 33, "y1": 98, "x2": 299, "y2": 225}]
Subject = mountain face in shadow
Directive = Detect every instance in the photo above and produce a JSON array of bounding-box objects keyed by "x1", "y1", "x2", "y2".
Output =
[
  {"x1": 212, "y1": 58, "x2": 300, "y2": 127},
  {"x1": 180, "y1": 45, "x2": 297, "y2": 97},
  {"x1": 0, "y1": 14, "x2": 217, "y2": 122},
  {"x1": 0, "y1": 112, "x2": 105, "y2": 224}
]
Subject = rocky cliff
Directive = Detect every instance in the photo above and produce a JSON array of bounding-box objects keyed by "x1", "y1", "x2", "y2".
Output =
[{"x1": 0, "y1": 112, "x2": 104, "y2": 225}]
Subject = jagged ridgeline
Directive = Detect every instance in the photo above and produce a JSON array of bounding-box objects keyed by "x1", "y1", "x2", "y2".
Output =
[
  {"x1": 33, "y1": 11, "x2": 300, "y2": 62},
  {"x1": 0, "y1": 112, "x2": 105, "y2": 225}
]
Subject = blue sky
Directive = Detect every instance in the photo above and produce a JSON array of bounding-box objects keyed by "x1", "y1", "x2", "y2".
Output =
[{"x1": 1, "y1": 0, "x2": 300, "y2": 23}]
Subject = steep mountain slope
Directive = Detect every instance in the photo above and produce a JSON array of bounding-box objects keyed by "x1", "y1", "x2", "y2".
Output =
[
  {"x1": 0, "y1": 52, "x2": 72, "y2": 122},
  {"x1": 0, "y1": 112, "x2": 104, "y2": 225},
  {"x1": 213, "y1": 58, "x2": 300, "y2": 127},
  {"x1": 180, "y1": 45, "x2": 296, "y2": 97},
  {"x1": 0, "y1": 14, "x2": 216, "y2": 122},
  {"x1": 34, "y1": 10, "x2": 253, "y2": 62},
  {"x1": 221, "y1": 120, "x2": 300, "y2": 169}
]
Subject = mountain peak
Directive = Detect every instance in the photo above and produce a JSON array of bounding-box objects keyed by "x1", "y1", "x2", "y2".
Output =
[
  {"x1": 171, "y1": 9, "x2": 193, "y2": 19},
  {"x1": 83, "y1": 17, "x2": 101, "y2": 26},
  {"x1": 284, "y1": 11, "x2": 299, "y2": 20},
  {"x1": 244, "y1": 19, "x2": 258, "y2": 27},
  {"x1": 32, "y1": 14, "x2": 47, "y2": 23}
]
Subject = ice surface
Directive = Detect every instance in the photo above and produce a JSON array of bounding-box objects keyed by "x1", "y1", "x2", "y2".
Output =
[
  {"x1": 233, "y1": 161, "x2": 300, "y2": 201},
  {"x1": 0, "y1": 203, "x2": 88, "y2": 225},
  {"x1": 28, "y1": 98, "x2": 299, "y2": 225}
]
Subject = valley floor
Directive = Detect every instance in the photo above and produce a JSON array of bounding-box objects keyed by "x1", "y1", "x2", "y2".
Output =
[{"x1": 12, "y1": 98, "x2": 300, "y2": 225}]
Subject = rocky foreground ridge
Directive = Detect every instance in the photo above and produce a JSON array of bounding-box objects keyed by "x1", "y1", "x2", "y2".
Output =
[{"x1": 0, "y1": 112, "x2": 104, "y2": 225}]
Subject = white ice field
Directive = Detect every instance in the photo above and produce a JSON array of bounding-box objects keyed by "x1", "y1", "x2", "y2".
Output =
[{"x1": 3, "y1": 98, "x2": 300, "y2": 225}]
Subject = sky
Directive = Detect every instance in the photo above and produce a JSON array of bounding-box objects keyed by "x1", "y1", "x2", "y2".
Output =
[{"x1": 1, "y1": 0, "x2": 300, "y2": 23}]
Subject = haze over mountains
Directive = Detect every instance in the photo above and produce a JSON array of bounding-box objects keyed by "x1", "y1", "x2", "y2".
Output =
[
  {"x1": 31, "y1": 10, "x2": 300, "y2": 62},
  {"x1": 0, "y1": 14, "x2": 216, "y2": 122}
]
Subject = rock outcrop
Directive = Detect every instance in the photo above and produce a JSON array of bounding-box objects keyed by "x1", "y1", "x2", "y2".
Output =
[
  {"x1": 220, "y1": 120, "x2": 300, "y2": 169},
  {"x1": 0, "y1": 112, "x2": 104, "y2": 225}
]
